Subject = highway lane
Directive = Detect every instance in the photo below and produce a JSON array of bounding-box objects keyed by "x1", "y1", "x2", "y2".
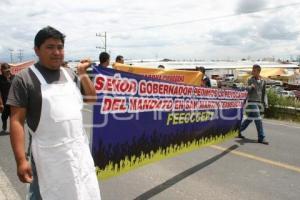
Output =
[{"x1": 1, "y1": 115, "x2": 299, "y2": 200}]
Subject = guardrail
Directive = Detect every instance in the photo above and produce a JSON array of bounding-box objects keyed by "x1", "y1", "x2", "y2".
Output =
[
  {"x1": 265, "y1": 105, "x2": 300, "y2": 122},
  {"x1": 273, "y1": 105, "x2": 300, "y2": 110}
]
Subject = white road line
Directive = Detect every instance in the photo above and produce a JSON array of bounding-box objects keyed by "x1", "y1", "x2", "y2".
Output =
[
  {"x1": 264, "y1": 120, "x2": 300, "y2": 129},
  {"x1": 0, "y1": 166, "x2": 21, "y2": 200},
  {"x1": 211, "y1": 145, "x2": 300, "y2": 173}
]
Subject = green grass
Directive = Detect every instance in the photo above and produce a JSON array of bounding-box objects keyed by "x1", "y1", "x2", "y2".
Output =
[
  {"x1": 267, "y1": 89, "x2": 300, "y2": 108},
  {"x1": 96, "y1": 130, "x2": 238, "y2": 180},
  {"x1": 266, "y1": 90, "x2": 300, "y2": 122}
]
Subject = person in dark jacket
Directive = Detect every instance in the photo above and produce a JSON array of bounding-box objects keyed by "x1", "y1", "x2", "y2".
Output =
[
  {"x1": 238, "y1": 64, "x2": 269, "y2": 145},
  {"x1": 197, "y1": 66, "x2": 211, "y2": 87},
  {"x1": 0, "y1": 63, "x2": 14, "y2": 132}
]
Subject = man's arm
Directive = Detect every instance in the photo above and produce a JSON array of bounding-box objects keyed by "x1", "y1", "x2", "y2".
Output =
[
  {"x1": 240, "y1": 78, "x2": 255, "y2": 91},
  {"x1": 77, "y1": 59, "x2": 97, "y2": 104},
  {"x1": 10, "y1": 106, "x2": 32, "y2": 183},
  {"x1": 246, "y1": 77, "x2": 255, "y2": 91},
  {"x1": 262, "y1": 80, "x2": 268, "y2": 108}
]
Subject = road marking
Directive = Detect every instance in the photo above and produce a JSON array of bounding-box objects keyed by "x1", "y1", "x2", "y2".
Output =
[
  {"x1": 264, "y1": 120, "x2": 300, "y2": 129},
  {"x1": 210, "y1": 145, "x2": 300, "y2": 173},
  {"x1": 0, "y1": 166, "x2": 21, "y2": 200}
]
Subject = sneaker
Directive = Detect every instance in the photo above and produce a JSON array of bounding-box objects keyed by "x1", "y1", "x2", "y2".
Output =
[
  {"x1": 237, "y1": 134, "x2": 245, "y2": 139},
  {"x1": 258, "y1": 139, "x2": 269, "y2": 145}
]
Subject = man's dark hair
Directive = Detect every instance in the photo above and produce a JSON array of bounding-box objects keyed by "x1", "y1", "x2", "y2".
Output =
[
  {"x1": 99, "y1": 52, "x2": 110, "y2": 64},
  {"x1": 115, "y1": 55, "x2": 123, "y2": 62},
  {"x1": 253, "y1": 64, "x2": 261, "y2": 71},
  {"x1": 34, "y1": 26, "x2": 65, "y2": 48},
  {"x1": 0, "y1": 63, "x2": 10, "y2": 70},
  {"x1": 197, "y1": 66, "x2": 206, "y2": 74}
]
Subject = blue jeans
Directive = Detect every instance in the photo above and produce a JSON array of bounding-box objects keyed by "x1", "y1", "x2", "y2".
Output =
[
  {"x1": 26, "y1": 155, "x2": 42, "y2": 200},
  {"x1": 240, "y1": 103, "x2": 265, "y2": 141}
]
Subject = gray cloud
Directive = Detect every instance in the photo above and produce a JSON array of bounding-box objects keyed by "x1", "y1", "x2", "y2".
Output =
[
  {"x1": 1, "y1": 0, "x2": 300, "y2": 62},
  {"x1": 258, "y1": 17, "x2": 299, "y2": 40},
  {"x1": 236, "y1": 0, "x2": 267, "y2": 14},
  {"x1": 208, "y1": 27, "x2": 273, "y2": 54},
  {"x1": 71, "y1": 7, "x2": 107, "y2": 14},
  {"x1": 27, "y1": 10, "x2": 47, "y2": 17},
  {"x1": 210, "y1": 28, "x2": 252, "y2": 46},
  {"x1": 110, "y1": 38, "x2": 173, "y2": 48},
  {"x1": 0, "y1": 0, "x2": 11, "y2": 6},
  {"x1": 111, "y1": 34, "x2": 132, "y2": 40}
]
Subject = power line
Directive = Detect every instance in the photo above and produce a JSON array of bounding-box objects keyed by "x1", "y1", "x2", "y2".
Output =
[
  {"x1": 125, "y1": 2, "x2": 300, "y2": 31},
  {"x1": 64, "y1": 26, "x2": 300, "y2": 52},
  {"x1": 67, "y1": 2, "x2": 300, "y2": 44}
]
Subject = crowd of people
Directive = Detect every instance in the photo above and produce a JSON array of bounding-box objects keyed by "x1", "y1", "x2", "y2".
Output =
[{"x1": 0, "y1": 26, "x2": 268, "y2": 200}]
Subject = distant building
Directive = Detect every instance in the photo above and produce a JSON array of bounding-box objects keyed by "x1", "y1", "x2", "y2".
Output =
[{"x1": 262, "y1": 57, "x2": 275, "y2": 62}]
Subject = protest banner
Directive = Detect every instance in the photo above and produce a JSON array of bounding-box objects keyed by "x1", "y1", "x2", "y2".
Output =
[
  {"x1": 112, "y1": 63, "x2": 202, "y2": 86},
  {"x1": 92, "y1": 67, "x2": 247, "y2": 179}
]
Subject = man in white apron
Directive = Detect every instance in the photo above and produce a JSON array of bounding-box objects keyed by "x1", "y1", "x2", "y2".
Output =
[{"x1": 8, "y1": 26, "x2": 101, "y2": 199}]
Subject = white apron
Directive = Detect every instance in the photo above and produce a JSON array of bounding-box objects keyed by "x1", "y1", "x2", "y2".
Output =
[{"x1": 29, "y1": 66, "x2": 101, "y2": 200}]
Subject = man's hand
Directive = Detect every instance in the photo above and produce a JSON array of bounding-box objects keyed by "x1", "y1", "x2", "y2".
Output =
[
  {"x1": 250, "y1": 84, "x2": 256, "y2": 89},
  {"x1": 77, "y1": 59, "x2": 92, "y2": 75},
  {"x1": 0, "y1": 104, "x2": 3, "y2": 113},
  {"x1": 10, "y1": 106, "x2": 30, "y2": 183},
  {"x1": 17, "y1": 160, "x2": 33, "y2": 183},
  {"x1": 76, "y1": 59, "x2": 97, "y2": 103}
]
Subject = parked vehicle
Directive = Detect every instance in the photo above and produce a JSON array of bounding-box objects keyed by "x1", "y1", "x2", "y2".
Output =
[
  {"x1": 269, "y1": 86, "x2": 284, "y2": 95},
  {"x1": 266, "y1": 79, "x2": 283, "y2": 86},
  {"x1": 210, "y1": 79, "x2": 219, "y2": 88},
  {"x1": 279, "y1": 90, "x2": 296, "y2": 98},
  {"x1": 223, "y1": 74, "x2": 235, "y2": 82}
]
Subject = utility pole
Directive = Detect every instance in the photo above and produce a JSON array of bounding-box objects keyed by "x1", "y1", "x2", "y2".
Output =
[
  {"x1": 18, "y1": 49, "x2": 23, "y2": 62},
  {"x1": 9, "y1": 49, "x2": 14, "y2": 63},
  {"x1": 96, "y1": 32, "x2": 107, "y2": 52}
]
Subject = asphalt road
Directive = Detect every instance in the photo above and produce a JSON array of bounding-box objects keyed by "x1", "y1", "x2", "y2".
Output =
[{"x1": 1, "y1": 113, "x2": 299, "y2": 200}]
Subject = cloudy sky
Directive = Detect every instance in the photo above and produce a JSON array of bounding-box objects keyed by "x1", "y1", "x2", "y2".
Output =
[{"x1": 1, "y1": 0, "x2": 300, "y2": 62}]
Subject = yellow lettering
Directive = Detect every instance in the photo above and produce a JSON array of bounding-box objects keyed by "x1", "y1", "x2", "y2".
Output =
[
  {"x1": 179, "y1": 113, "x2": 185, "y2": 124},
  {"x1": 173, "y1": 113, "x2": 179, "y2": 125},
  {"x1": 166, "y1": 113, "x2": 173, "y2": 126}
]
